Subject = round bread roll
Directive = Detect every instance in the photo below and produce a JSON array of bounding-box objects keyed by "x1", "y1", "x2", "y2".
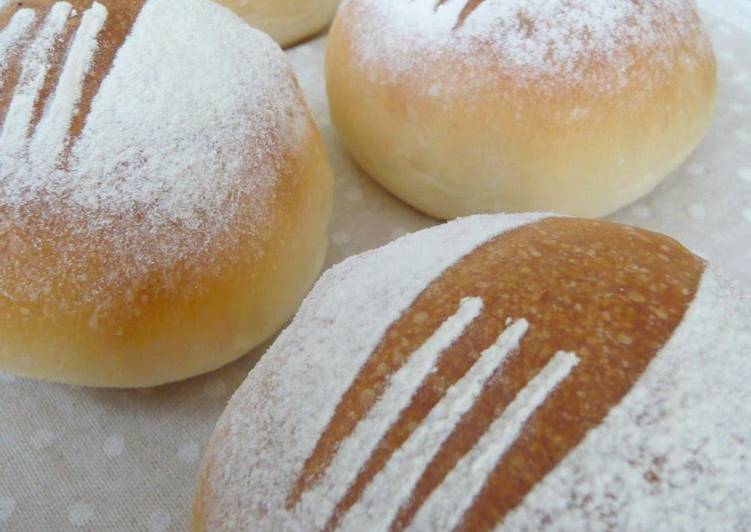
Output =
[
  {"x1": 194, "y1": 214, "x2": 751, "y2": 530},
  {"x1": 215, "y1": 0, "x2": 342, "y2": 48},
  {"x1": 326, "y1": 0, "x2": 717, "y2": 220},
  {"x1": 0, "y1": 0, "x2": 332, "y2": 387}
]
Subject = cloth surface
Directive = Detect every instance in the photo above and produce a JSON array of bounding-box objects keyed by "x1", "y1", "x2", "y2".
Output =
[{"x1": 1, "y1": 7, "x2": 750, "y2": 532}]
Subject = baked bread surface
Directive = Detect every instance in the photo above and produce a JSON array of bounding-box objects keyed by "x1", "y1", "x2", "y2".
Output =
[
  {"x1": 327, "y1": 0, "x2": 717, "y2": 219},
  {"x1": 0, "y1": 0, "x2": 333, "y2": 387},
  {"x1": 194, "y1": 214, "x2": 751, "y2": 530}
]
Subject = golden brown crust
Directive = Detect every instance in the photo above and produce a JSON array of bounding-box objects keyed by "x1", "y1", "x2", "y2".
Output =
[
  {"x1": 0, "y1": 0, "x2": 333, "y2": 386},
  {"x1": 326, "y1": 1, "x2": 717, "y2": 219},
  {"x1": 0, "y1": 125, "x2": 332, "y2": 386},
  {"x1": 286, "y1": 217, "x2": 704, "y2": 530}
]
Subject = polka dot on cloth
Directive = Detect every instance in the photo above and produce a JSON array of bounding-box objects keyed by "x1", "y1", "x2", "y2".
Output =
[
  {"x1": 0, "y1": 373, "x2": 17, "y2": 384},
  {"x1": 68, "y1": 502, "x2": 94, "y2": 527},
  {"x1": 30, "y1": 429, "x2": 55, "y2": 450},
  {"x1": 629, "y1": 204, "x2": 651, "y2": 219},
  {"x1": 177, "y1": 441, "x2": 200, "y2": 465},
  {"x1": 344, "y1": 186, "x2": 364, "y2": 203},
  {"x1": 148, "y1": 510, "x2": 172, "y2": 532},
  {"x1": 736, "y1": 129, "x2": 751, "y2": 143},
  {"x1": 718, "y1": 24, "x2": 733, "y2": 36},
  {"x1": 733, "y1": 72, "x2": 751, "y2": 85},
  {"x1": 203, "y1": 378, "x2": 227, "y2": 399},
  {"x1": 739, "y1": 167, "x2": 751, "y2": 183},
  {"x1": 331, "y1": 232, "x2": 352, "y2": 247},
  {"x1": 688, "y1": 203, "x2": 706, "y2": 219},
  {"x1": 103, "y1": 435, "x2": 125, "y2": 458},
  {"x1": 0, "y1": 496, "x2": 16, "y2": 523},
  {"x1": 686, "y1": 163, "x2": 705, "y2": 176}
]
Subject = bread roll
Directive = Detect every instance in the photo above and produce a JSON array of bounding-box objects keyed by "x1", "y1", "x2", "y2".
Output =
[
  {"x1": 215, "y1": 0, "x2": 342, "y2": 48},
  {"x1": 194, "y1": 214, "x2": 751, "y2": 530},
  {"x1": 0, "y1": 0, "x2": 332, "y2": 387},
  {"x1": 326, "y1": 0, "x2": 717, "y2": 219}
]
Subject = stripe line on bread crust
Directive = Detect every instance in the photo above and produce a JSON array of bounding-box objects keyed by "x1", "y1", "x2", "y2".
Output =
[
  {"x1": 433, "y1": 0, "x2": 487, "y2": 28},
  {"x1": 290, "y1": 296, "x2": 484, "y2": 514},
  {"x1": 329, "y1": 319, "x2": 534, "y2": 530},
  {"x1": 65, "y1": 0, "x2": 148, "y2": 143},
  {"x1": 408, "y1": 350, "x2": 580, "y2": 531},
  {"x1": 26, "y1": 3, "x2": 86, "y2": 141},
  {"x1": 0, "y1": 2, "x2": 72, "y2": 151},
  {"x1": 0, "y1": 1, "x2": 150, "y2": 167},
  {"x1": 31, "y1": 2, "x2": 107, "y2": 165},
  {"x1": 454, "y1": 0, "x2": 486, "y2": 28},
  {"x1": 0, "y1": 6, "x2": 43, "y2": 125},
  {"x1": 0, "y1": 9, "x2": 36, "y2": 80}
]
